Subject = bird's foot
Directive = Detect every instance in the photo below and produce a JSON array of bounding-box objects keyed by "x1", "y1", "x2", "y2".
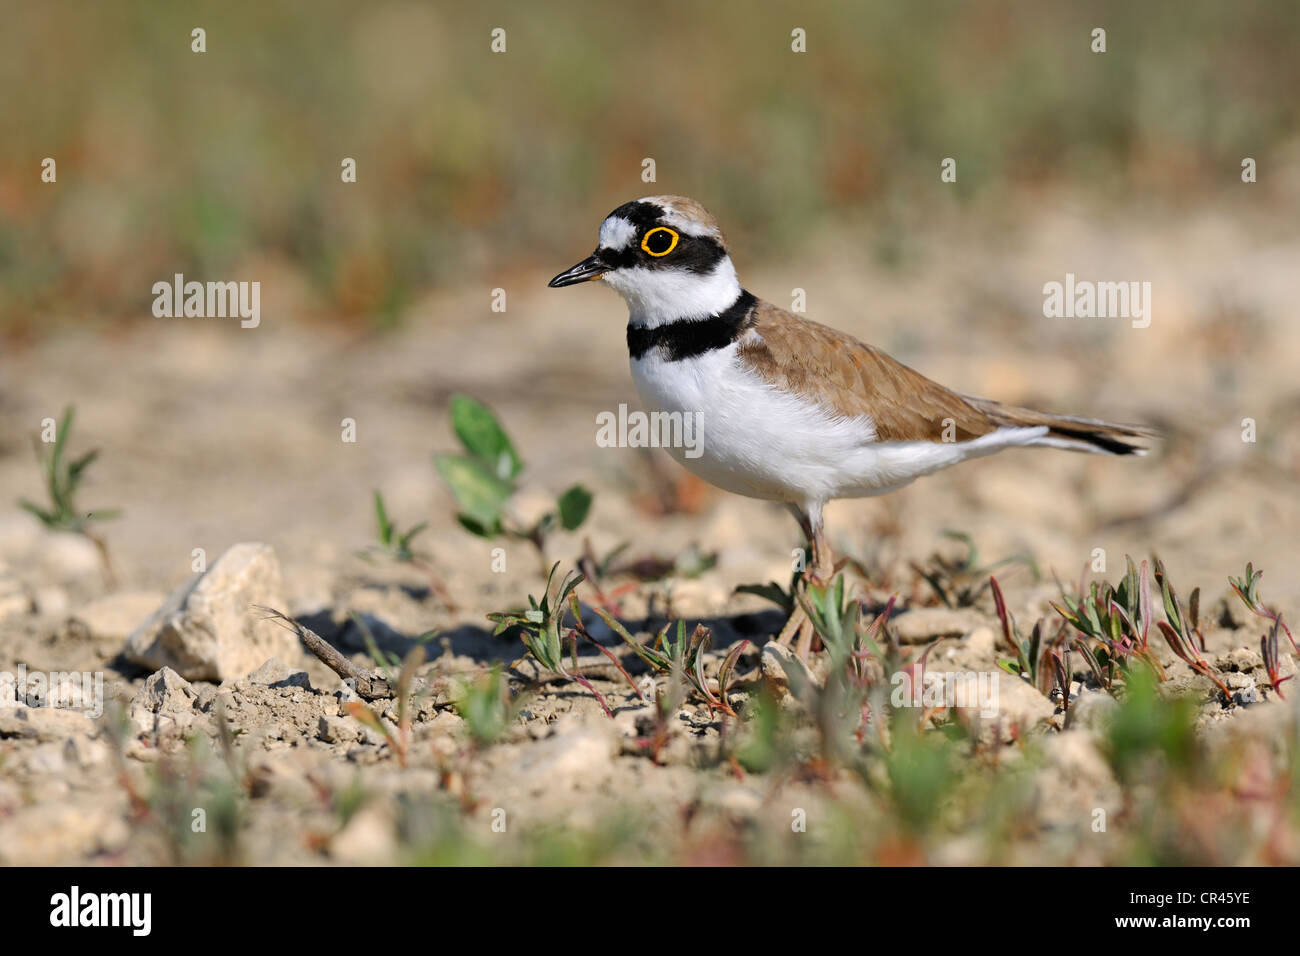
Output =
[{"x1": 774, "y1": 586, "x2": 819, "y2": 661}]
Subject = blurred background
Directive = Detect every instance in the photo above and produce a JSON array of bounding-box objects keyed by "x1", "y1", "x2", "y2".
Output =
[
  {"x1": 1, "y1": 0, "x2": 1298, "y2": 607},
  {"x1": 3, "y1": 0, "x2": 1299, "y2": 334}
]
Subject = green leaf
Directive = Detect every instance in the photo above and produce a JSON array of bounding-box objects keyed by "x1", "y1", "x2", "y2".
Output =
[
  {"x1": 734, "y1": 582, "x2": 793, "y2": 612},
  {"x1": 556, "y1": 484, "x2": 593, "y2": 531},
  {"x1": 373, "y1": 491, "x2": 393, "y2": 546},
  {"x1": 456, "y1": 513, "x2": 500, "y2": 538},
  {"x1": 450, "y1": 395, "x2": 522, "y2": 481},
  {"x1": 435, "y1": 453, "x2": 512, "y2": 530},
  {"x1": 18, "y1": 499, "x2": 56, "y2": 526}
]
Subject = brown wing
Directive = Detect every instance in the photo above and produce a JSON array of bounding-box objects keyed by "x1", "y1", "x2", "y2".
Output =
[{"x1": 736, "y1": 300, "x2": 997, "y2": 442}]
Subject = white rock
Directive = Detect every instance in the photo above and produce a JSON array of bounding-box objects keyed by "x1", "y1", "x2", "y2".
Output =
[
  {"x1": 36, "y1": 532, "x2": 103, "y2": 582},
  {"x1": 760, "y1": 641, "x2": 821, "y2": 701},
  {"x1": 125, "y1": 543, "x2": 298, "y2": 680},
  {"x1": 1064, "y1": 689, "x2": 1120, "y2": 731}
]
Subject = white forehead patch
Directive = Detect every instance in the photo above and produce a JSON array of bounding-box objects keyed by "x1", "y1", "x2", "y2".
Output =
[{"x1": 598, "y1": 216, "x2": 638, "y2": 250}]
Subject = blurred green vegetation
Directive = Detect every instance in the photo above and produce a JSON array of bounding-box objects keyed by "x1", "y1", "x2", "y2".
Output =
[{"x1": 1, "y1": 0, "x2": 1297, "y2": 334}]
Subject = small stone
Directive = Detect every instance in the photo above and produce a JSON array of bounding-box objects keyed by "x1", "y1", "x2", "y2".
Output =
[
  {"x1": 967, "y1": 670, "x2": 1056, "y2": 742},
  {"x1": 36, "y1": 532, "x2": 103, "y2": 583},
  {"x1": 317, "y1": 714, "x2": 360, "y2": 744},
  {"x1": 140, "y1": 667, "x2": 197, "y2": 713},
  {"x1": 1220, "y1": 647, "x2": 1263, "y2": 672},
  {"x1": 130, "y1": 667, "x2": 198, "y2": 734},
  {"x1": 1065, "y1": 689, "x2": 1120, "y2": 731},
  {"x1": 125, "y1": 542, "x2": 299, "y2": 680},
  {"x1": 892, "y1": 607, "x2": 981, "y2": 644},
  {"x1": 247, "y1": 657, "x2": 313, "y2": 690},
  {"x1": 760, "y1": 641, "x2": 820, "y2": 695}
]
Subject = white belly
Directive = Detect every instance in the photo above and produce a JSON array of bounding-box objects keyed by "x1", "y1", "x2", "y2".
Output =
[{"x1": 629, "y1": 344, "x2": 1048, "y2": 507}]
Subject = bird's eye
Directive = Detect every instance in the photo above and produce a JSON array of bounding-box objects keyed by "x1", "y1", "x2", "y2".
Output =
[{"x1": 641, "y1": 226, "x2": 679, "y2": 257}]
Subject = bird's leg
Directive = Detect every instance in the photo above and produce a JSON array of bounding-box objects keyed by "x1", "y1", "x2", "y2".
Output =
[
  {"x1": 794, "y1": 503, "x2": 837, "y2": 658},
  {"x1": 808, "y1": 520, "x2": 835, "y2": 586},
  {"x1": 774, "y1": 504, "x2": 819, "y2": 658}
]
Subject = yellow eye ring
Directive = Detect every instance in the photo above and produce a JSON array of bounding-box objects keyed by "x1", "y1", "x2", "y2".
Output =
[{"x1": 641, "y1": 226, "x2": 679, "y2": 257}]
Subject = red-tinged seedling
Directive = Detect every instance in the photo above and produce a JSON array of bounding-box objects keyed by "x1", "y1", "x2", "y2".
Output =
[
  {"x1": 1051, "y1": 648, "x2": 1071, "y2": 715},
  {"x1": 591, "y1": 610, "x2": 746, "y2": 717},
  {"x1": 1260, "y1": 617, "x2": 1293, "y2": 700},
  {"x1": 1151, "y1": 557, "x2": 1230, "y2": 700},
  {"x1": 344, "y1": 643, "x2": 426, "y2": 766},
  {"x1": 1230, "y1": 562, "x2": 1299, "y2": 656},
  {"x1": 435, "y1": 395, "x2": 592, "y2": 575},
  {"x1": 992, "y1": 575, "x2": 1060, "y2": 695},
  {"x1": 488, "y1": 564, "x2": 641, "y2": 718},
  {"x1": 1051, "y1": 556, "x2": 1165, "y2": 684}
]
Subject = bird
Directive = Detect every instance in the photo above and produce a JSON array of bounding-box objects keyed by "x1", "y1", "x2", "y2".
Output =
[{"x1": 549, "y1": 195, "x2": 1154, "y2": 656}]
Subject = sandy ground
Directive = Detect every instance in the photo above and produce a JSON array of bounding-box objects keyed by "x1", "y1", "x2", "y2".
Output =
[{"x1": 0, "y1": 198, "x2": 1297, "y2": 864}]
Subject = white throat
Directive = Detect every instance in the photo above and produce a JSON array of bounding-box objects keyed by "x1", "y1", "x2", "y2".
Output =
[{"x1": 604, "y1": 258, "x2": 742, "y2": 329}]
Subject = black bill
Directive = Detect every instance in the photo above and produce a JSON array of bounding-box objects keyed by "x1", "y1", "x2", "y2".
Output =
[{"x1": 548, "y1": 253, "x2": 607, "y2": 287}]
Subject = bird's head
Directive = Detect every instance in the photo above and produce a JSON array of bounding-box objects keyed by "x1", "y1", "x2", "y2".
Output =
[{"x1": 548, "y1": 196, "x2": 742, "y2": 327}]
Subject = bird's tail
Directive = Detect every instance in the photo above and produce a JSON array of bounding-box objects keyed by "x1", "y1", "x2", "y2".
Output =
[{"x1": 966, "y1": 397, "x2": 1157, "y2": 456}]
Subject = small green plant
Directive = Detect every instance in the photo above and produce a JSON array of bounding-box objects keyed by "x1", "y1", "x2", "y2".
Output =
[
  {"x1": 1260, "y1": 617, "x2": 1293, "y2": 700},
  {"x1": 1052, "y1": 556, "x2": 1165, "y2": 686},
  {"x1": 991, "y1": 576, "x2": 1061, "y2": 696},
  {"x1": 911, "y1": 530, "x2": 1038, "y2": 608},
  {"x1": 435, "y1": 395, "x2": 592, "y2": 571},
  {"x1": 359, "y1": 491, "x2": 455, "y2": 607},
  {"x1": 344, "y1": 644, "x2": 427, "y2": 767},
  {"x1": 487, "y1": 564, "x2": 640, "y2": 718},
  {"x1": 453, "y1": 666, "x2": 511, "y2": 747},
  {"x1": 1230, "y1": 562, "x2": 1298, "y2": 655},
  {"x1": 592, "y1": 612, "x2": 748, "y2": 717},
  {"x1": 18, "y1": 405, "x2": 121, "y2": 584},
  {"x1": 1153, "y1": 558, "x2": 1231, "y2": 702},
  {"x1": 1102, "y1": 666, "x2": 1200, "y2": 790}
]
